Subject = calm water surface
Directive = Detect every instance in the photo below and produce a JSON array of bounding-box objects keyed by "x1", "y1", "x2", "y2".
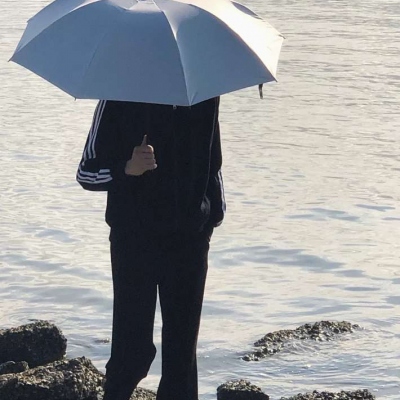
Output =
[{"x1": 1, "y1": 0, "x2": 399, "y2": 399}]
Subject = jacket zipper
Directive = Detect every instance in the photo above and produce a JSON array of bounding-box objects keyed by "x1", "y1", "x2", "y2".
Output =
[{"x1": 172, "y1": 105, "x2": 179, "y2": 231}]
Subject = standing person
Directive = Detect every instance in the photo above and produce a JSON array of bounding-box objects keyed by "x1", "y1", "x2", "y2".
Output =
[{"x1": 76, "y1": 97, "x2": 225, "y2": 400}]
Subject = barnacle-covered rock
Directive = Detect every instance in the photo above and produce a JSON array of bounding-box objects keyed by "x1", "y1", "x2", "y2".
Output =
[
  {"x1": 0, "y1": 321, "x2": 67, "y2": 367},
  {"x1": 129, "y1": 387, "x2": 157, "y2": 400},
  {"x1": 0, "y1": 357, "x2": 102, "y2": 400},
  {"x1": 217, "y1": 379, "x2": 269, "y2": 400},
  {"x1": 243, "y1": 321, "x2": 361, "y2": 361},
  {"x1": 96, "y1": 386, "x2": 156, "y2": 400},
  {"x1": 280, "y1": 389, "x2": 375, "y2": 400}
]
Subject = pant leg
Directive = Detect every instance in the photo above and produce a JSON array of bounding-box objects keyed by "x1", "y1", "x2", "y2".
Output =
[
  {"x1": 156, "y1": 230, "x2": 212, "y2": 400},
  {"x1": 104, "y1": 234, "x2": 159, "y2": 400}
]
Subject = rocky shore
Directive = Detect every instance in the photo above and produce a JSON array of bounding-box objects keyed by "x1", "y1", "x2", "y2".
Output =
[
  {"x1": 279, "y1": 390, "x2": 375, "y2": 400},
  {"x1": 0, "y1": 320, "x2": 374, "y2": 400},
  {"x1": 243, "y1": 321, "x2": 361, "y2": 361},
  {"x1": 217, "y1": 381, "x2": 375, "y2": 400}
]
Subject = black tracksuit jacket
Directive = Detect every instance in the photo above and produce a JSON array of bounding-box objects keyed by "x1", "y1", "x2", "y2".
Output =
[{"x1": 76, "y1": 97, "x2": 225, "y2": 236}]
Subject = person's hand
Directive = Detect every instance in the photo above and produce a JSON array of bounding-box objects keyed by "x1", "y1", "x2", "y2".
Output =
[{"x1": 125, "y1": 135, "x2": 157, "y2": 176}]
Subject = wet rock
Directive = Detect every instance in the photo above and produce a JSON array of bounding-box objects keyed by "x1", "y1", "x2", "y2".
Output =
[
  {"x1": 280, "y1": 389, "x2": 375, "y2": 400},
  {"x1": 0, "y1": 360, "x2": 29, "y2": 375},
  {"x1": 217, "y1": 379, "x2": 269, "y2": 400},
  {"x1": 0, "y1": 320, "x2": 67, "y2": 367},
  {"x1": 96, "y1": 386, "x2": 156, "y2": 400},
  {"x1": 130, "y1": 387, "x2": 157, "y2": 400},
  {"x1": 0, "y1": 357, "x2": 103, "y2": 400},
  {"x1": 243, "y1": 321, "x2": 360, "y2": 361}
]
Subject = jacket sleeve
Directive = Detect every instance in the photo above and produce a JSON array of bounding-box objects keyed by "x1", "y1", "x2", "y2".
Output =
[
  {"x1": 76, "y1": 100, "x2": 135, "y2": 192},
  {"x1": 207, "y1": 97, "x2": 226, "y2": 227}
]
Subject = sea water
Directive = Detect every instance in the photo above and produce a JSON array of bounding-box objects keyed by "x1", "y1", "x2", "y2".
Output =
[{"x1": 1, "y1": 0, "x2": 399, "y2": 398}]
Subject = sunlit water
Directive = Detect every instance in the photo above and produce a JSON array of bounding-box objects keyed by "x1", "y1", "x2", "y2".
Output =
[{"x1": 1, "y1": 0, "x2": 400, "y2": 399}]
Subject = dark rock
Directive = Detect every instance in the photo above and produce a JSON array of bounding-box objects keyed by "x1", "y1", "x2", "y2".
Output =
[
  {"x1": 0, "y1": 356, "x2": 103, "y2": 400},
  {"x1": 0, "y1": 360, "x2": 29, "y2": 375},
  {"x1": 0, "y1": 320, "x2": 67, "y2": 367},
  {"x1": 280, "y1": 389, "x2": 375, "y2": 400},
  {"x1": 243, "y1": 321, "x2": 361, "y2": 361},
  {"x1": 217, "y1": 379, "x2": 269, "y2": 400}
]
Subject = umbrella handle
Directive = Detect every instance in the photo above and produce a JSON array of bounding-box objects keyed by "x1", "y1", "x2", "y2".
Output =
[
  {"x1": 145, "y1": 103, "x2": 155, "y2": 175},
  {"x1": 145, "y1": 103, "x2": 151, "y2": 141},
  {"x1": 259, "y1": 84, "x2": 264, "y2": 100}
]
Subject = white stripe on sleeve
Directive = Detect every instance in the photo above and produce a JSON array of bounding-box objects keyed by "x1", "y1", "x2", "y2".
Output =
[{"x1": 78, "y1": 101, "x2": 114, "y2": 186}]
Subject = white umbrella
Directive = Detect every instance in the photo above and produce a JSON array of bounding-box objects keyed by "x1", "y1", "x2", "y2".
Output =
[{"x1": 10, "y1": 0, "x2": 284, "y2": 106}]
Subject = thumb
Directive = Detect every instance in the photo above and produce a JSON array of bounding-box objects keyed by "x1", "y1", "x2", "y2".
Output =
[{"x1": 141, "y1": 134, "x2": 147, "y2": 146}]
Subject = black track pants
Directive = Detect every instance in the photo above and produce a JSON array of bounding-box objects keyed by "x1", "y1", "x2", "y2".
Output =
[{"x1": 103, "y1": 228, "x2": 212, "y2": 400}]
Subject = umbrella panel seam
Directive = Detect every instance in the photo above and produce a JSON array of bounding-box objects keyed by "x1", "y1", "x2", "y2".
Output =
[{"x1": 152, "y1": 0, "x2": 190, "y2": 105}]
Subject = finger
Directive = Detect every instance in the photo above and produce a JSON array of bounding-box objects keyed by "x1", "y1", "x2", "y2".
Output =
[
  {"x1": 134, "y1": 146, "x2": 153, "y2": 155},
  {"x1": 146, "y1": 163, "x2": 157, "y2": 170},
  {"x1": 141, "y1": 134, "x2": 147, "y2": 146},
  {"x1": 138, "y1": 144, "x2": 154, "y2": 152},
  {"x1": 142, "y1": 158, "x2": 157, "y2": 167},
  {"x1": 143, "y1": 159, "x2": 156, "y2": 167}
]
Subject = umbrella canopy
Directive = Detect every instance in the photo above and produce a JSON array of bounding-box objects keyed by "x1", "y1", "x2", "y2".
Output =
[{"x1": 10, "y1": 0, "x2": 284, "y2": 106}]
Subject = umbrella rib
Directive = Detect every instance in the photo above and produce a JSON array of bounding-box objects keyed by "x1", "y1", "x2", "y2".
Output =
[
  {"x1": 215, "y1": 16, "x2": 282, "y2": 82},
  {"x1": 179, "y1": 1, "x2": 282, "y2": 84},
  {"x1": 152, "y1": 0, "x2": 190, "y2": 104},
  {"x1": 75, "y1": 30, "x2": 110, "y2": 96},
  {"x1": 199, "y1": 6, "x2": 280, "y2": 83},
  {"x1": 14, "y1": 0, "x2": 100, "y2": 54}
]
